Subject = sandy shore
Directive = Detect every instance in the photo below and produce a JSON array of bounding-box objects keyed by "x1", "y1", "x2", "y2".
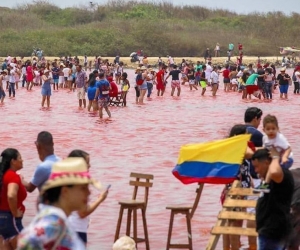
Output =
[{"x1": 0, "y1": 56, "x2": 282, "y2": 68}]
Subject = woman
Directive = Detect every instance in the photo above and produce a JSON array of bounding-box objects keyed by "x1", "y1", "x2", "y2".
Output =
[
  {"x1": 67, "y1": 150, "x2": 108, "y2": 245},
  {"x1": 17, "y1": 157, "x2": 102, "y2": 249},
  {"x1": 87, "y1": 73, "x2": 98, "y2": 112},
  {"x1": 0, "y1": 148, "x2": 27, "y2": 250},
  {"x1": 26, "y1": 61, "x2": 34, "y2": 90},
  {"x1": 41, "y1": 70, "x2": 52, "y2": 109},
  {"x1": 138, "y1": 66, "x2": 148, "y2": 104}
]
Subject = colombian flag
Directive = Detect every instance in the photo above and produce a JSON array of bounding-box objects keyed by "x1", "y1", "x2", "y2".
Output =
[{"x1": 172, "y1": 134, "x2": 251, "y2": 185}]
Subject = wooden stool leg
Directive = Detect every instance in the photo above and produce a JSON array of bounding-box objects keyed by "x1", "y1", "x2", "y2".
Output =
[
  {"x1": 186, "y1": 211, "x2": 193, "y2": 250},
  {"x1": 166, "y1": 210, "x2": 175, "y2": 250},
  {"x1": 141, "y1": 208, "x2": 150, "y2": 250},
  {"x1": 114, "y1": 206, "x2": 124, "y2": 242},
  {"x1": 126, "y1": 209, "x2": 132, "y2": 236},
  {"x1": 133, "y1": 209, "x2": 138, "y2": 243}
]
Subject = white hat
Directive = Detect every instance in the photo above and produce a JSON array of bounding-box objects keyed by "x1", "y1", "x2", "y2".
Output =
[{"x1": 113, "y1": 236, "x2": 136, "y2": 250}]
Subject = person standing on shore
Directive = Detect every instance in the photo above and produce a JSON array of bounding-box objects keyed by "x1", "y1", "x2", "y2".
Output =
[{"x1": 214, "y1": 43, "x2": 220, "y2": 57}]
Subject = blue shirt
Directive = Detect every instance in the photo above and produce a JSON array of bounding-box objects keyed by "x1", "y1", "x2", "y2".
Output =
[
  {"x1": 51, "y1": 67, "x2": 59, "y2": 79},
  {"x1": 96, "y1": 79, "x2": 110, "y2": 99},
  {"x1": 31, "y1": 154, "x2": 60, "y2": 191}
]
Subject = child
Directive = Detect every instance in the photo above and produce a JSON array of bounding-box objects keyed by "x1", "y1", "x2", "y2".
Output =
[
  {"x1": 120, "y1": 72, "x2": 130, "y2": 106},
  {"x1": 68, "y1": 150, "x2": 108, "y2": 246},
  {"x1": 254, "y1": 114, "x2": 293, "y2": 193}
]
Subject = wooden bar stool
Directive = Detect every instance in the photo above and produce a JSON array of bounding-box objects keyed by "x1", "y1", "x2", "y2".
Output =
[
  {"x1": 114, "y1": 172, "x2": 154, "y2": 250},
  {"x1": 166, "y1": 183, "x2": 204, "y2": 250}
]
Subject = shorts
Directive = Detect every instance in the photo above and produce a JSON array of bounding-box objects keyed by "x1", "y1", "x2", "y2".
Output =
[
  {"x1": 41, "y1": 87, "x2": 51, "y2": 96},
  {"x1": 200, "y1": 80, "x2": 207, "y2": 88},
  {"x1": 53, "y1": 78, "x2": 59, "y2": 84},
  {"x1": 77, "y1": 87, "x2": 86, "y2": 100},
  {"x1": 77, "y1": 232, "x2": 87, "y2": 244},
  {"x1": 98, "y1": 97, "x2": 109, "y2": 108},
  {"x1": 171, "y1": 80, "x2": 180, "y2": 89},
  {"x1": 0, "y1": 211, "x2": 23, "y2": 240},
  {"x1": 189, "y1": 79, "x2": 195, "y2": 85},
  {"x1": 280, "y1": 157, "x2": 293, "y2": 169},
  {"x1": 231, "y1": 78, "x2": 238, "y2": 85},
  {"x1": 59, "y1": 76, "x2": 64, "y2": 84},
  {"x1": 279, "y1": 84, "x2": 289, "y2": 94},
  {"x1": 115, "y1": 72, "x2": 121, "y2": 77},
  {"x1": 139, "y1": 82, "x2": 147, "y2": 90},
  {"x1": 64, "y1": 77, "x2": 68, "y2": 81},
  {"x1": 0, "y1": 89, "x2": 6, "y2": 98},
  {"x1": 223, "y1": 77, "x2": 230, "y2": 84},
  {"x1": 181, "y1": 74, "x2": 187, "y2": 79}
]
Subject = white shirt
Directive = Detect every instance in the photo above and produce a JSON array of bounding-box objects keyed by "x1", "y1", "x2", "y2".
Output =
[
  {"x1": 263, "y1": 132, "x2": 293, "y2": 158},
  {"x1": 63, "y1": 67, "x2": 70, "y2": 78},
  {"x1": 210, "y1": 71, "x2": 219, "y2": 83},
  {"x1": 205, "y1": 64, "x2": 213, "y2": 80},
  {"x1": 9, "y1": 69, "x2": 16, "y2": 83},
  {"x1": 295, "y1": 71, "x2": 300, "y2": 82},
  {"x1": 68, "y1": 211, "x2": 89, "y2": 233},
  {"x1": 168, "y1": 56, "x2": 174, "y2": 64}
]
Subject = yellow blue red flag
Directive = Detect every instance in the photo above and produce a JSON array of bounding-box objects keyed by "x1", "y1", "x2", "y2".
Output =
[{"x1": 172, "y1": 134, "x2": 251, "y2": 184}]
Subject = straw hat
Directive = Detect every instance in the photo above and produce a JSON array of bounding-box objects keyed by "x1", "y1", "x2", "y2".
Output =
[
  {"x1": 113, "y1": 236, "x2": 136, "y2": 250},
  {"x1": 140, "y1": 66, "x2": 147, "y2": 70},
  {"x1": 280, "y1": 67, "x2": 286, "y2": 72},
  {"x1": 41, "y1": 158, "x2": 102, "y2": 194},
  {"x1": 148, "y1": 68, "x2": 153, "y2": 72}
]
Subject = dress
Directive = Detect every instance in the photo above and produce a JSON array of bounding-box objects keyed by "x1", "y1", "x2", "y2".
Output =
[{"x1": 26, "y1": 66, "x2": 34, "y2": 82}]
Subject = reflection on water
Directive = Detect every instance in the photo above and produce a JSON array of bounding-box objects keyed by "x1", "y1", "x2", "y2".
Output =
[{"x1": 0, "y1": 69, "x2": 298, "y2": 249}]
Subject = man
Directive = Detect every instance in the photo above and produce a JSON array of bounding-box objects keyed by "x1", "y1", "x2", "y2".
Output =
[
  {"x1": 165, "y1": 65, "x2": 181, "y2": 97},
  {"x1": 76, "y1": 65, "x2": 87, "y2": 108},
  {"x1": 94, "y1": 72, "x2": 111, "y2": 119},
  {"x1": 252, "y1": 148, "x2": 294, "y2": 249},
  {"x1": 244, "y1": 107, "x2": 263, "y2": 148},
  {"x1": 23, "y1": 131, "x2": 60, "y2": 193},
  {"x1": 51, "y1": 62, "x2": 59, "y2": 91}
]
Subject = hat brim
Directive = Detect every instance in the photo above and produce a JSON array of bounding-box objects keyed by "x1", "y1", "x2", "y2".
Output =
[{"x1": 41, "y1": 176, "x2": 102, "y2": 194}]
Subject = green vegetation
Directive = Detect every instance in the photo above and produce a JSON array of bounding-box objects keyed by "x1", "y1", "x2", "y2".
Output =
[{"x1": 0, "y1": 0, "x2": 299, "y2": 57}]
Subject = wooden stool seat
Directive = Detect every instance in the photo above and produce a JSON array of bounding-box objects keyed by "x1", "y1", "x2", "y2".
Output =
[
  {"x1": 166, "y1": 183, "x2": 204, "y2": 250},
  {"x1": 166, "y1": 205, "x2": 193, "y2": 210},
  {"x1": 114, "y1": 173, "x2": 154, "y2": 250},
  {"x1": 119, "y1": 200, "x2": 145, "y2": 206}
]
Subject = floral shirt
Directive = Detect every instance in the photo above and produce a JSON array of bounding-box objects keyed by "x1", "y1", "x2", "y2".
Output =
[{"x1": 17, "y1": 204, "x2": 85, "y2": 250}]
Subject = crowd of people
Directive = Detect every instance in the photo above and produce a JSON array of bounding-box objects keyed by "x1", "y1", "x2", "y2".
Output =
[
  {"x1": 0, "y1": 131, "x2": 139, "y2": 250},
  {"x1": 1, "y1": 53, "x2": 300, "y2": 113}
]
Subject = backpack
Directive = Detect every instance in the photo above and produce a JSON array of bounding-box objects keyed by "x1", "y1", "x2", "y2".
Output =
[
  {"x1": 136, "y1": 73, "x2": 143, "y2": 85},
  {"x1": 292, "y1": 72, "x2": 297, "y2": 82}
]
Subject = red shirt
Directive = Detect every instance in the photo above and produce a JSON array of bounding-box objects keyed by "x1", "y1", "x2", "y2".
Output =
[
  {"x1": 223, "y1": 69, "x2": 230, "y2": 78},
  {"x1": 0, "y1": 170, "x2": 27, "y2": 213},
  {"x1": 238, "y1": 44, "x2": 243, "y2": 50},
  {"x1": 109, "y1": 81, "x2": 119, "y2": 97},
  {"x1": 156, "y1": 70, "x2": 164, "y2": 83}
]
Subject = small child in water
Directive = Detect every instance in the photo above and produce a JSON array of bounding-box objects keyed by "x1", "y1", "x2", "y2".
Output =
[{"x1": 254, "y1": 114, "x2": 293, "y2": 193}]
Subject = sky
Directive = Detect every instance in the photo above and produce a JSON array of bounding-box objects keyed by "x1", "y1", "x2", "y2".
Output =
[{"x1": 1, "y1": 0, "x2": 300, "y2": 14}]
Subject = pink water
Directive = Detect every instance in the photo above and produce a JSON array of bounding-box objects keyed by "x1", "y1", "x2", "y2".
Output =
[{"x1": 0, "y1": 69, "x2": 299, "y2": 250}]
